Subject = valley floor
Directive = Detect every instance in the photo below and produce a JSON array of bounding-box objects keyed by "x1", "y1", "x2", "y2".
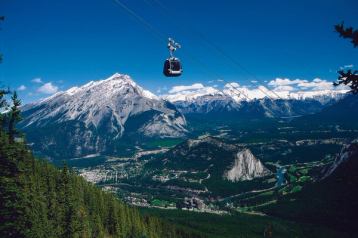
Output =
[{"x1": 67, "y1": 118, "x2": 358, "y2": 237}]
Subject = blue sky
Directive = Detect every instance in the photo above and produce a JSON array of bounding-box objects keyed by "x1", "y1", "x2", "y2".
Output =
[{"x1": 1, "y1": 0, "x2": 357, "y2": 103}]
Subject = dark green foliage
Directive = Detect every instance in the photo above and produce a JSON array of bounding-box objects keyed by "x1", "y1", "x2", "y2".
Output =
[
  {"x1": 0, "y1": 88, "x2": 10, "y2": 129},
  {"x1": 334, "y1": 22, "x2": 358, "y2": 94},
  {"x1": 8, "y1": 91, "x2": 22, "y2": 143},
  {"x1": 261, "y1": 143, "x2": 358, "y2": 233},
  {"x1": 334, "y1": 69, "x2": 358, "y2": 94},
  {"x1": 0, "y1": 91, "x2": 200, "y2": 238},
  {"x1": 335, "y1": 22, "x2": 358, "y2": 47},
  {"x1": 141, "y1": 208, "x2": 349, "y2": 238}
]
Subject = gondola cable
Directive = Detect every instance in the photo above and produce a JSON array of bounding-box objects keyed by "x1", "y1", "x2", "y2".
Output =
[
  {"x1": 112, "y1": 0, "x2": 226, "y2": 80},
  {"x1": 113, "y1": 0, "x2": 281, "y2": 118},
  {"x1": 112, "y1": 0, "x2": 280, "y2": 112},
  {"x1": 112, "y1": 0, "x2": 166, "y2": 43},
  {"x1": 147, "y1": 0, "x2": 283, "y2": 101}
]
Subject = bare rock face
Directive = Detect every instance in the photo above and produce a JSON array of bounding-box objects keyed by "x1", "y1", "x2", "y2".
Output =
[{"x1": 224, "y1": 149, "x2": 271, "y2": 181}]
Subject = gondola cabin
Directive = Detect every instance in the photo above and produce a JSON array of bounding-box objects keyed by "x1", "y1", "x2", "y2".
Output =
[{"x1": 163, "y1": 57, "x2": 182, "y2": 77}]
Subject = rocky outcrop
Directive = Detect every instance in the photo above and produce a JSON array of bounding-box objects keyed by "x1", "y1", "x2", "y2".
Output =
[{"x1": 224, "y1": 149, "x2": 271, "y2": 181}]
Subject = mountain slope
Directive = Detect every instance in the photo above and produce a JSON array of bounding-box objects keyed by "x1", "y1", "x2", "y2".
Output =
[
  {"x1": 292, "y1": 94, "x2": 358, "y2": 128},
  {"x1": 172, "y1": 94, "x2": 239, "y2": 114},
  {"x1": 173, "y1": 96, "x2": 344, "y2": 118},
  {"x1": 262, "y1": 141, "x2": 358, "y2": 232},
  {"x1": 0, "y1": 125, "x2": 201, "y2": 238},
  {"x1": 20, "y1": 73, "x2": 187, "y2": 159}
]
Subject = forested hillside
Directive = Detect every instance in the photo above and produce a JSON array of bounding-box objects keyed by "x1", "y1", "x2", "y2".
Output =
[{"x1": 0, "y1": 90, "x2": 201, "y2": 238}]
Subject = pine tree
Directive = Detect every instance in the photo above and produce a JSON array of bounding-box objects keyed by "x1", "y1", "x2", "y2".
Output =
[
  {"x1": 0, "y1": 113, "x2": 26, "y2": 238},
  {"x1": 335, "y1": 22, "x2": 358, "y2": 47},
  {"x1": 106, "y1": 196, "x2": 120, "y2": 236},
  {"x1": 8, "y1": 91, "x2": 22, "y2": 144},
  {"x1": 334, "y1": 69, "x2": 358, "y2": 94},
  {"x1": 334, "y1": 23, "x2": 358, "y2": 94}
]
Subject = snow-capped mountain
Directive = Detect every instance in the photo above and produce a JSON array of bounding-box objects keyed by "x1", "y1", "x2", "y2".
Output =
[
  {"x1": 163, "y1": 85, "x2": 347, "y2": 117},
  {"x1": 223, "y1": 86, "x2": 348, "y2": 103},
  {"x1": 169, "y1": 94, "x2": 240, "y2": 114},
  {"x1": 224, "y1": 149, "x2": 271, "y2": 181},
  {"x1": 162, "y1": 85, "x2": 224, "y2": 102},
  {"x1": 20, "y1": 73, "x2": 187, "y2": 159},
  {"x1": 162, "y1": 82, "x2": 348, "y2": 103}
]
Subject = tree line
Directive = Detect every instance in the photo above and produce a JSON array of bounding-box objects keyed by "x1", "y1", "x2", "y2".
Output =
[{"x1": 0, "y1": 89, "x2": 203, "y2": 238}]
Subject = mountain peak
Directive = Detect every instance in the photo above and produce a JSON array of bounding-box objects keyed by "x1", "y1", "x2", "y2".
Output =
[
  {"x1": 107, "y1": 73, "x2": 134, "y2": 83},
  {"x1": 20, "y1": 73, "x2": 187, "y2": 159}
]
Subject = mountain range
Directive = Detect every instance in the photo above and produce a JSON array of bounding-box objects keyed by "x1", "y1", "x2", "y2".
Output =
[
  {"x1": 19, "y1": 73, "x2": 352, "y2": 159},
  {"x1": 164, "y1": 86, "x2": 346, "y2": 117}
]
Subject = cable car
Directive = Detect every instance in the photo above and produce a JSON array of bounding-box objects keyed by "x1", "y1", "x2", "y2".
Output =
[
  {"x1": 163, "y1": 57, "x2": 182, "y2": 77},
  {"x1": 163, "y1": 38, "x2": 182, "y2": 77}
]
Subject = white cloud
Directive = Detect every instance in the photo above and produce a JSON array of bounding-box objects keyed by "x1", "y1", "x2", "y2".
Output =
[
  {"x1": 225, "y1": 77, "x2": 350, "y2": 101},
  {"x1": 17, "y1": 85, "x2": 26, "y2": 91},
  {"x1": 268, "y1": 77, "x2": 339, "y2": 91},
  {"x1": 340, "y1": 64, "x2": 354, "y2": 69},
  {"x1": 268, "y1": 78, "x2": 307, "y2": 87},
  {"x1": 37, "y1": 82, "x2": 58, "y2": 94},
  {"x1": 297, "y1": 79, "x2": 332, "y2": 90},
  {"x1": 169, "y1": 83, "x2": 205, "y2": 94},
  {"x1": 32, "y1": 78, "x2": 43, "y2": 84},
  {"x1": 163, "y1": 83, "x2": 221, "y2": 102}
]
